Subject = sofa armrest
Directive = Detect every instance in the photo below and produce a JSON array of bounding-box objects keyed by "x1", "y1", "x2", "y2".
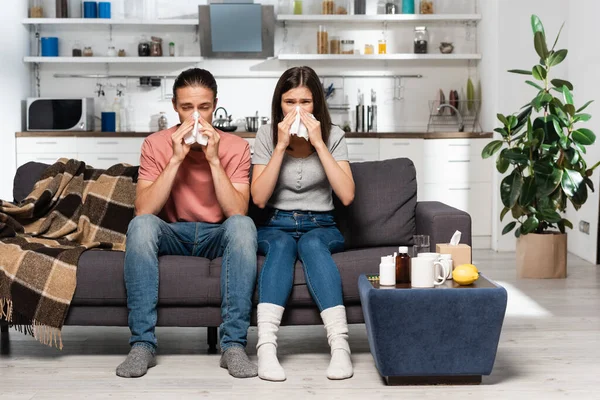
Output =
[{"x1": 416, "y1": 201, "x2": 472, "y2": 248}]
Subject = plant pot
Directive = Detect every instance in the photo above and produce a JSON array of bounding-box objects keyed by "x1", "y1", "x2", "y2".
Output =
[{"x1": 516, "y1": 232, "x2": 567, "y2": 279}]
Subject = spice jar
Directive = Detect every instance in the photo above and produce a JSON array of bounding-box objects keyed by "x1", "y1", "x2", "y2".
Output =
[
  {"x1": 150, "y1": 37, "x2": 163, "y2": 57},
  {"x1": 420, "y1": 0, "x2": 434, "y2": 14},
  {"x1": 30, "y1": 0, "x2": 44, "y2": 17},
  {"x1": 378, "y1": 39, "x2": 387, "y2": 54},
  {"x1": 83, "y1": 46, "x2": 93, "y2": 57},
  {"x1": 317, "y1": 25, "x2": 328, "y2": 54},
  {"x1": 385, "y1": 1, "x2": 398, "y2": 14},
  {"x1": 72, "y1": 41, "x2": 82, "y2": 57},
  {"x1": 169, "y1": 42, "x2": 175, "y2": 57},
  {"x1": 138, "y1": 36, "x2": 151, "y2": 57},
  {"x1": 364, "y1": 44, "x2": 374, "y2": 55},
  {"x1": 414, "y1": 26, "x2": 429, "y2": 54},
  {"x1": 330, "y1": 36, "x2": 341, "y2": 54},
  {"x1": 118, "y1": 49, "x2": 126, "y2": 57},
  {"x1": 107, "y1": 46, "x2": 117, "y2": 57},
  {"x1": 341, "y1": 39, "x2": 354, "y2": 54},
  {"x1": 335, "y1": 0, "x2": 350, "y2": 14},
  {"x1": 292, "y1": 0, "x2": 303, "y2": 15},
  {"x1": 322, "y1": 0, "x2": 335, "y2": 14}
]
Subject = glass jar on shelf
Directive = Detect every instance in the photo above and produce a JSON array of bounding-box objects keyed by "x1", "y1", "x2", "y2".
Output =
[
  {"x1": 317, "y1": 25, "x2": 328, "y2": 54},
  {"x1": 341, "y1": 39, "x2": 354, "y2": 54},
  {"x1": 420, "y1": 0, "x2": 434, "y2": 14},
  {"x1": 378, "y1": 39, "x2": 387, "y2": 54},
  {"x1": 72, "y1": 41, "x2": 82, "y2": 57},
  {"x1": 414, "y1": 26, "x2": 429, "y2": 53},
  {"x1": 138, "y1": 36, "x2": 151, "y2": 57},
  {"x1": 83, "y1": 46, "x2": 93, "y2": 57},
  {"x1": 30, "y1": 0, "x2": 44, "y2": 17},
  {"x1": 169, "y1": 42, "x2": 175, "y2": 56},
  {"x1": 330, "y1": 36, "x2": 341, "y2": 54},
  {"x1": 291, "y1": 0, "x2": 303, "y2": 15},
  {"x1": 107, "y1": 46, "x2": 117, "y2": 57},
  {"x1": 364, "y1": 44, "x2": 374, "y2": 55},
  {"x1": 335, "y1": 0, "x2": 350, "y2": 14},
  {"x1": 322, "y1": 0, "x2": 335, "y2": 14},
  {"x1": 385, "y1": 1, "x2": 400, "y2": 14}
]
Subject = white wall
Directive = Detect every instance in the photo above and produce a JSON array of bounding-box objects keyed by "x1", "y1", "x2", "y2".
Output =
[
  {"x1": 565, "y1": 0, "x2": 600, "y2": 264},
  {"x1": 0, "y1": 2, "x2": 30, "y2": 200},
  {"x1": 480, "y1": 0, "x2": 570, "y2": 252}
]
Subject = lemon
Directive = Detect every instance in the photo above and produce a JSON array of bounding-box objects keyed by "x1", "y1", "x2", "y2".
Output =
[{"x1": 453, "y1": 264, "x2": 479, "y2": 285}]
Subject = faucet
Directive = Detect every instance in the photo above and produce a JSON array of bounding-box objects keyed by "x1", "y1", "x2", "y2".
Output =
[{"x1": 437, "y1": 104, "x2": 464, "y2": 132}]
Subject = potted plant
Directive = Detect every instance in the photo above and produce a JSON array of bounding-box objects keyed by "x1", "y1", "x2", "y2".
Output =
[{"x1": 482, "y1": 15, "x2": 599, "y2": 278}]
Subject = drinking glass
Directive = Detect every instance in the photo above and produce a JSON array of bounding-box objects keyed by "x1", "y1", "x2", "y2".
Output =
[{"x1": 413, "y1": 234, "x2": 430, "y2": 255}]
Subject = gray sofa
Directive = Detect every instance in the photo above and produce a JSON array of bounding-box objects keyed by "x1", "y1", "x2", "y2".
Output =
[{"x1": 1, "y1": 158, "x2": 471, "y2": 353}]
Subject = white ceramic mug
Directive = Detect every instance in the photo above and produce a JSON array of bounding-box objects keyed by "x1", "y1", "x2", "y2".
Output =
[
  {"x1": 439, "y1": 254, "x2": 453, "y2": 279},
  {"x1": 416, "y1": 252, "x2": 446, "y2": 280},
  {"x1": 411, "y1": 256, "x2": 448, "y2": 288}
]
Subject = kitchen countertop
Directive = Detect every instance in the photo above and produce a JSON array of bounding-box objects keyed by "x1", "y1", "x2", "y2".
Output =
[{"x1": 16, "y1": 131, "x2": 493, "y2": 139}]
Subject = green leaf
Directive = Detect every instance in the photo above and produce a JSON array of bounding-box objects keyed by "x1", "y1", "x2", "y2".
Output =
[
  {"x1": 482, "y1": 140, "x2": 504, "y2": 159},
  {"x1": 534, "y1": 161, "x2": 563, "y2": 197},
  {"x1": 565, "y1": 104, "x2": 576, "y2": 117},
  {"x1": 467, "y1": 78, "x2": 475, "y2": 112},
  {"x1": 503, "y1": 149, "x2": 529, "y2": 165},
  {"x1": 572, "y1": 128, "x2": 596, "y2": 146},
  {"x1": 532, "y1": 65, "x2": 547, "y2": 81},
  {"x1": 525, "y1": 80, "x2": 544, "y2": 91},
  {"x1": 534, "y1": 31, "x2": 549, "y2": 60},
  {"x1": 515, "y1": 227, "x2": 522, "y2": 238},
  {"x1": 574, "y1": 113, "x2": 592, "y2": 122},
  {"x1": 563, "y1": 219, "x2": 573, "y2": 229},
  {"x1": 522, "y1": 215, "x2": 540, "y2": 234},
  {"x1": 494, "y1": 127, "x2": 509, "y2": 137},
  {"x1": 502, "y1": 221, "x2": 517, "y2": 235},
  {"x1": 520, "y1": 176, "x2": 537, "y2": 206},
  {"x1": 508, "y1": 69, "x2": 533, "y2": 75},
  {"x1": 584, "y1": 177, "x2": 595, "y2": 192},
  {"x1": 577, "y1": 100, "x2": 594, "y2": 113},
  {"x1": 531, "y1": 15, "x2": 546, "y2": 36},
  {"x1": 552, "y1": 22, "x2": 565, "y2": 50},
  {"x1": 497, "y1": 114, "x2": 509, "y2": 127},
  {"x1": 496, "y1": 152, "x2": 510, "y2": 173},
  {"x1": 561, "y1": 169, "x2": 587, "y2": 206},
  {"x1": 551, "y1": 79, "x2": 573, "y2": 91},
  {"x1": 548, "y1": 49, "x2": 568, "y2": 67},
  {"x1": 500, "y1": 206, "x2": 510, "y2": 222},
  {"x1": 564, "y1": 148, "x2": 580, "y2": 165},
  {"x1": 557, "y1": 220, "x2": 566, "y2": 233},
  {"x1": 501, "y1": 171, "x2": 524, "y2": 208},
  {"x1": 563, "y1": 86, "x2": 574, "y2": 105},
  {"x1": 508, "y1": 116, "x2": 518, "y2": 129}
]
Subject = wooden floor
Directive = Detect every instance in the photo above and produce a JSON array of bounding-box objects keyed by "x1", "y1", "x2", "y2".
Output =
[{"x1": 1, "y1": 250, "x2": 599, "y2": 399}]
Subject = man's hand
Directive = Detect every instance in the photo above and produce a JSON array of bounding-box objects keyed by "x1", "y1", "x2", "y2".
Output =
[
  {"x1": 170, "y1": 116, "x2": 194, "y2": 164},
  {"x1": 199, "y1": 115, "x2": 221, "y2": 166}
]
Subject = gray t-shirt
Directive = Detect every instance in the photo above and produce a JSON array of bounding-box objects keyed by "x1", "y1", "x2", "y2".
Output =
[{"x1": 252, "y1": 124, "x2": 349, "y2": 211}]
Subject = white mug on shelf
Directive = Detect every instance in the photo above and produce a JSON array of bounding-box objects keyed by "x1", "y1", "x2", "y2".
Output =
[{"x1": 411, "y1": 257, "x2": 448, "y2": 288}]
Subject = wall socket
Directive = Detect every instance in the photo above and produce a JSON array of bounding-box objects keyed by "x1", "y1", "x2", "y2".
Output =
[{"x1": 579, "y1": 220, "x2": 590, "y2": 235}]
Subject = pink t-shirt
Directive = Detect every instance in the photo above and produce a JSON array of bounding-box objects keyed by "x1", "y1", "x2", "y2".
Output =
[{"x1": 138, "y1": 126, "x2": 251, "y2": 223}]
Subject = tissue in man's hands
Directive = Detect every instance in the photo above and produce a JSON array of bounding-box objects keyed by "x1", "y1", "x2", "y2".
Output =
[{"x1": 184, "y1": 111, "x2": 208, "y2": 145}]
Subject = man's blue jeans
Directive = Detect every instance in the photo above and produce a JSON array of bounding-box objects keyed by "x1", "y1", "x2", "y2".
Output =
[
  {"x1": 124, "y1": 214, "x2": 257, "y2": 353},
  {"x1": 257, "y1": 210, "x2": 345, "y2": 311}
]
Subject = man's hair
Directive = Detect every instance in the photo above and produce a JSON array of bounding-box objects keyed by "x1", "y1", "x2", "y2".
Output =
[{"x1": 172, "y1": 68, "x2": 218, "y2": 102}]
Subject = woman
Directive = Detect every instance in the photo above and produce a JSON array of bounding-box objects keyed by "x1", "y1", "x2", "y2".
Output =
[{"x1": 251, "y1": 66, "x2": 355, "y2": 381}]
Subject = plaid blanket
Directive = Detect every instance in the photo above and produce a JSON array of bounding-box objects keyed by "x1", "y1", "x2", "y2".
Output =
[{"x1": 0, "y1": 158, "x2": 138, "y2": 348}]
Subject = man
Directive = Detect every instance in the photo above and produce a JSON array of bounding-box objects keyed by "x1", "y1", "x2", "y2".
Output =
[{"x1": 116, "y1": 68, "x2": 257, "y2": 379}]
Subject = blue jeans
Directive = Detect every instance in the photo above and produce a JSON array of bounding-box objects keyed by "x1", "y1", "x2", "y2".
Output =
[
  {"x1": 124, "y1": 214, "x2": 257, "y2": 353},
  {"x1": 257, "y1": 210, "x2": 345, "y2": 311}
]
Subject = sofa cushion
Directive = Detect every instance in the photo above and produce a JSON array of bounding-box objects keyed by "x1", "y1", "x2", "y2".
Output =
[
  {"x1": 333, "y1": 158, "x2": 417, "y2": 249},
  {"x1": 13, "y1": 161, "x2": 49, "y2": 203}
]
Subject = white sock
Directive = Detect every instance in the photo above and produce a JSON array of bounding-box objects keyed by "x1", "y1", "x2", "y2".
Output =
[
  {"x1": 256, "y1": 303, "x2": 286, "y2": 382},
  {"x1": 321, "y1": 305, "x2": 354, "y2": 380}
]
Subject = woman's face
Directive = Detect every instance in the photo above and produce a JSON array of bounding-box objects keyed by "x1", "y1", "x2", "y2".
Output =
[{"x1": 281, "y1": 86, "x2": 314, "y2": 116}]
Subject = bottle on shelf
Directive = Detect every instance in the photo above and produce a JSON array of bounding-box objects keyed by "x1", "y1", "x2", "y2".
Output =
[
  {"x1": 29, "y1": 0, "x2": 44, "y2": 18},
  {"x1": 378, "y1": 38, "x2": 387, "y2": 54},
  {"x1": 72, "y1": 41, "x2": 82, "y2": 57},
  {"x1": 414, "y1": 26, "x2": 429, "y2": 54},
  {"x1": 395, "y1": 246, "x2": 411, "y2": 284},
  {"x1": 402, "y1": 0, "x2": 415, "y2": 14},
  {"x1": 420, "y1": 0, "x2": 435, "y2": 14},
  {"x1": 317, "y1": 25, "x2": 328, "y2": 54},
  {"x1": 158, "y1": 112, "x2": 168, "y2": 131},
  {"x1": 292, "y1": 0, "x2": 303, "y2": 15}
]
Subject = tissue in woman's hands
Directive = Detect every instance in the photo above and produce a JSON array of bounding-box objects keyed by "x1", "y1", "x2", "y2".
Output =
[
  {"x1": 289, "y1": 106, "x2": 315, "y2": 141},
  {"x1": 184, "y1": 111, "x2": 209, "y2": 145}
]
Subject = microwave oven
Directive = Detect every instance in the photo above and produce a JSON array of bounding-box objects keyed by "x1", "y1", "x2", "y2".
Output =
[{"x1": 27, "y1": 98, "x2": 95, "y2": 131}]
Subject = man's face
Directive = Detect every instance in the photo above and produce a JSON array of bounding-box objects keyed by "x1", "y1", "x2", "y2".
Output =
[{"x1": 172, "y1": 85, "x2": 217, "y2": 124}]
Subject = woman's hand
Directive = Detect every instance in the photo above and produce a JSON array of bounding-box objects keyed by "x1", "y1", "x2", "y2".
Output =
[
  {"x1": 276, "y1": 108, "x2": 296, "y2": 151},
  {"x1": 300, "y1": 108, "x2": 325, "y2": 150}
]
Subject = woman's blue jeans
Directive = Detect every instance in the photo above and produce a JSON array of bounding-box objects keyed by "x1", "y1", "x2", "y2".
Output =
[{"x1": 257, "y1": 210, "x2": 345, "y2": 311}]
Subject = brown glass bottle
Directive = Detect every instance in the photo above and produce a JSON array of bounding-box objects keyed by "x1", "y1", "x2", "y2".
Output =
[{"x1": 396, "y1": 246, "x2": 411, "y2": 284}]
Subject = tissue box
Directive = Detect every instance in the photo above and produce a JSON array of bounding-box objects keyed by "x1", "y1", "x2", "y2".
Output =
[{"x1": 436, "y1": 243, "x2": 472, "y2": 268}]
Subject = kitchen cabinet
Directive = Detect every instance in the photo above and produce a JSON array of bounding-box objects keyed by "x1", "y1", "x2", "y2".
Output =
[
  {"x1": 346, "y1": 138, "x2": 379, "y2": 162},
  {"x1": 379, "y1": 138, "x2": 424, "y2": 199}
]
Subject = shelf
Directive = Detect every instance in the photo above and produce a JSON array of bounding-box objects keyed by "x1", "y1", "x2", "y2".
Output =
[
  {"x1": 277, "y1": 14, "x2": 481, "y2": 23},
  {"x1": 23, "y1": 18, "x2": 198, "y2": 26},
  {"x1": 23, "y1": 56, "x2": 203, "y2": 64},
  {"x1": 277, "y1": 54, "x2": 481, "y2": 61}
]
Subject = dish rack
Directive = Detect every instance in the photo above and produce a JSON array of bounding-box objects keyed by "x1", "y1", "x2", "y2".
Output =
[{"x1": 427, "y1": 100, "x2": 482, "y2": 133}]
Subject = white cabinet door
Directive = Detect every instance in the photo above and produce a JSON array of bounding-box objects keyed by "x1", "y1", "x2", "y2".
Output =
[
  {"x1": 17, "y1": 137, "x2": 77, "y2": 154},
  {"x1": 379, "y1": 138, "x2": 424, "y2": 199},
  {"x1": 79, "y1": 153, "x2": 141, "y2": 169},
  {"x1": 77, "y1": 137, "x2": 145, "y2": 154},
  {"x1": 422, "y1": 182, "x2": 492, "y2": 236},
  {"x1": 17, "y1": 153, "x2": 77, "y2": 167},
  {"x1": 424, "y1": 138, "x2": 489, "y2": 158},
  {"x1": 423, "y1": 155, "x2": 492, "y2": 184},
  {"x1": 346, "y1": 138, "x2": 379, "y2": 162}
]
